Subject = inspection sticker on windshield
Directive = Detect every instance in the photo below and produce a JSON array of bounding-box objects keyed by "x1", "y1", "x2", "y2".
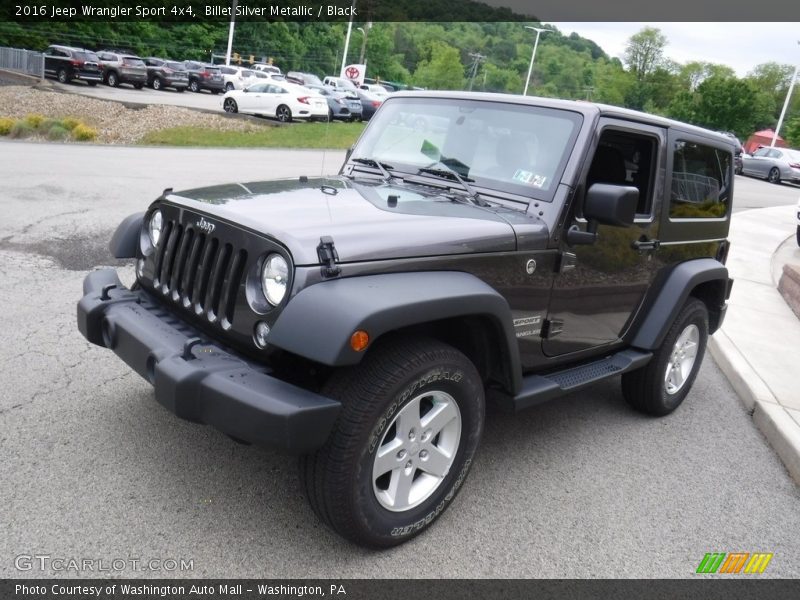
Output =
[{"x1": 512, "y1": 170, "x2": 547, "y2": 188}]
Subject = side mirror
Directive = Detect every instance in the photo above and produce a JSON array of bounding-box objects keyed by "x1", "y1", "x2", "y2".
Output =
[
  {"x1": 584, "y1": 183, "x2": 638, "y2": 227},
  {"x1": 566, "y1": 183, "x2": 638, "y2": 246}
]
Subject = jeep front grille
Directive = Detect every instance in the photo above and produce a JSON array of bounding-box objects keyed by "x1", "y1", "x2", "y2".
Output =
[{"x1": 152, "y1": 220, "x2": 247, "y2": 330}]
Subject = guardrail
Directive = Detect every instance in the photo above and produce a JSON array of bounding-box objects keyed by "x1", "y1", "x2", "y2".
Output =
[{"x1": 0, "y1": 47, "x2": 44, "y2": 78}]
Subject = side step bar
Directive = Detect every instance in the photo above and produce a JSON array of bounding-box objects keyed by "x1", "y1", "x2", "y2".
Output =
[{"x1": 489, "y1": 349, "x2": 652, "y2": 412}]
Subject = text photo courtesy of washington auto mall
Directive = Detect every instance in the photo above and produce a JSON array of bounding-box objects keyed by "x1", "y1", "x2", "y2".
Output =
[{"x1": 2, "y1": 0, "x2": 800, "y2": 597}]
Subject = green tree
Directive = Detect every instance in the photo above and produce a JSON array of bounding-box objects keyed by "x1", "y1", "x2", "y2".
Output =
[
  {"x1": 623, "y1": 27, "x2": 667, "y2": 82},
  {"x1": 412, "y1": 41, "x2": 464, "y2": 90},
  {"x1": 668, "y1": 75, "x2": 775, "y2": 139},
  {"x1": 784, "y1": 117, "x2": 800, "y2": 147}
]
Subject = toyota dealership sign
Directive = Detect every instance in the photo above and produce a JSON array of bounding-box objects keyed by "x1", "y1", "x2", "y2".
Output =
[{"x1": 341, "y1": 63, "x2": 366, "y2": 86}]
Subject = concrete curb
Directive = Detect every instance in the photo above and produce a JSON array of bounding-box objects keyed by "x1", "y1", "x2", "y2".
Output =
[
  {"x1": 709, "y1": 205, "x2": 800, "y2": 486},
  {"x1": 710, "y1": 332, "x2": 800, "y2": 485}
]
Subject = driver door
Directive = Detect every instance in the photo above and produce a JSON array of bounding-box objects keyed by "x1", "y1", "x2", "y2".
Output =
[{"x1": 542, "y1": 120, "x2": 665, "y2": 357}]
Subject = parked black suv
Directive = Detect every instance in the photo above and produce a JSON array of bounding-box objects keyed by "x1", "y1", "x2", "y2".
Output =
[
  {"x1": 43, "y1": 45, "x2": 103, "y2": 85},
  {"x1": 143, "y1": 58, "x2": 188, "y2": 92},
  {"x1": 183, "y1": 61, "x2": 225, "y2": 94},
  {"x1": 78, "y1": 92, "x2": 734, "y2": 549}
]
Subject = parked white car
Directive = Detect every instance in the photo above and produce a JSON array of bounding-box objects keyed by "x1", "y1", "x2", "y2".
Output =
[
  {"x1": 222, "y1": 81, "x2": 328, "y2": 122},
  {"x1": 359, "y1": 83, "x2": 389, "y2": 98},
  {"x1": 219, "y1": 66, "x2": 256, "y2": 91}
]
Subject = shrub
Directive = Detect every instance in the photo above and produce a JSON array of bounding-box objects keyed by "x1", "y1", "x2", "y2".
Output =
[
  {"x1": 61, "y1": 117, "x2": 82, "y2": 131},
  {"x1": 8, "y1": 121, "x2": 34, "y2": 139},
  {"x1": 38, "y1": 118, "x2": 60, "y2": 131},
  {"x1": 71, "y1": 123, "x2": 97, "y2": 141},
  {"x1": 0, "y1": 117, "x2": 15, "y2": 135},
  {"x1": 24, "y1": 113, "x2": 46, "y2": 128},
  {"x1": 47, "y1": 125, "x2": 70, "y2": 141}
]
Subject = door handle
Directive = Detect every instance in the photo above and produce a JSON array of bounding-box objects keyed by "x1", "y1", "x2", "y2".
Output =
[{"x1": 632, "y1": 237, "x2": 660, "y2": 251}]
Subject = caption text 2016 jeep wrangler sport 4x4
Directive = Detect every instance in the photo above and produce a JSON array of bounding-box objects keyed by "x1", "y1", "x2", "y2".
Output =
[{"x1": 78, "y1": 92, "x2": 734, "y2": 548}]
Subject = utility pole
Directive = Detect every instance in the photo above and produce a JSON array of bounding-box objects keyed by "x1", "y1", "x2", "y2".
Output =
[
  {"x1": 467, "y1": 52, "x2": 485, "y2": 91},
  {"x1": 523, "y1": 26, "x2": 548, "y2": 96},
  {"x1": 771, "y1": 40, "x2": 800, "y2": 148},
  {"x1": 583, "y1": 86, "x2": 595, "y2": 101}
]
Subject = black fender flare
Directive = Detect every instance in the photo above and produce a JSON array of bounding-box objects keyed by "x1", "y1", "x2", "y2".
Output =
[
  {"x1": 269, "y1": 271, "x2": 523, "y2": 393},
  {"x1": 630, "y1": 258, "x2": 731, "y2": 350},
  {"x1": 108, "y1": 212, "x2": 144, "y2": 259}
]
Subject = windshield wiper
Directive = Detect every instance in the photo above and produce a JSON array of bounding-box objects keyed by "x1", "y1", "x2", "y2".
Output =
[
  {"x1": 350, "y1": 157, "x2": 394, "y2": 182},
  {"x1": 418, "y1": 161, "x2": 487, "y2": 206}
]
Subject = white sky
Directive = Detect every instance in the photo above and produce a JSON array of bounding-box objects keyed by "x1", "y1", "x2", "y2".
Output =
[{"x1": 548, "y1": 22, "x2": 800, "y2": 77}]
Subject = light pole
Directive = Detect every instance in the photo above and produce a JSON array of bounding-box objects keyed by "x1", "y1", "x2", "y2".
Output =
[
  {"x1": 357, "y1": 27, "x2": 367, "y2": 65},
  {"x1": 771, "y1": 40, "x2": 800, "y2": 148},
  {"x1": 224, "y1": 0, "x2": 238, "y2": 66},
  {"x1": 523, "y1": 26, "x2": 548, "y2": 96}
]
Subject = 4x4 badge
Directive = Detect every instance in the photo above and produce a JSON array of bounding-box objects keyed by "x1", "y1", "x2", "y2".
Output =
[{"x1": 196, "y1": 217, "x2": 216, "y2": 234}]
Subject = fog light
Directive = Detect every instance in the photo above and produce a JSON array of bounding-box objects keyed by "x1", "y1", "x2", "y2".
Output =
[
  {"x1": 136, "y1": 258, "x2": 145, "y2": 278},
  {"x1": 254, "y1": 321, "x2": 271, "y2": 348}
]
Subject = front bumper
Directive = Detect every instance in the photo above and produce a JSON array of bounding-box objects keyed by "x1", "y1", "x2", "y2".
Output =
[{"x1": 77, "y1": 269, "x2": 340, "y2": 453}]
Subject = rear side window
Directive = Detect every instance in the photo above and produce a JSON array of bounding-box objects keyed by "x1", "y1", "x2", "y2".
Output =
[{"x1": 670, "y1": 140, "x2": 731, "y2": 219}]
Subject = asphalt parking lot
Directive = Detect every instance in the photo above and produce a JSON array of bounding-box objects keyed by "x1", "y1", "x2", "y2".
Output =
[{"x1": 1, "y1": 141, "x2": 799, "y2": 578}]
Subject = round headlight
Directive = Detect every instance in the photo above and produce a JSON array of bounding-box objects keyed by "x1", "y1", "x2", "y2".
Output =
[
  {"x1": 148, "y1": 209, "x2": 164, "y2": 246},
  {"x1": 261, "y1": 253, "x2": 289, "y2": 306}
]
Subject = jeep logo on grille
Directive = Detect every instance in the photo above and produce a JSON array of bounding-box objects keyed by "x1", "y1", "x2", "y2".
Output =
[{"x1": 196, "y1": 217, "x2": 216, "y2": 234}]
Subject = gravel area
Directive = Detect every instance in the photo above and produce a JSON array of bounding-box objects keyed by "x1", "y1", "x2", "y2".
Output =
[{"x1": 0, "y1": 84, "x2": 266, "y2": 144}]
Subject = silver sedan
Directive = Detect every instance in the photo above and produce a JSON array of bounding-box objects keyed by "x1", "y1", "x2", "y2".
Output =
[{"x1": 741, "y1": 146, "x2": 800, "y2": 184}]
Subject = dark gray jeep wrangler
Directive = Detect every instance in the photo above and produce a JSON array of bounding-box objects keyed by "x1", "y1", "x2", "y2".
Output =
[{"x1": 78, "y1": 92, "x2": 734, "y2": 548}]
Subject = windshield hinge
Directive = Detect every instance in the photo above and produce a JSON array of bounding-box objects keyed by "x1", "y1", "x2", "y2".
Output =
[{"x1": 317, "y1": 236, "x2": 341, "y2": 278}]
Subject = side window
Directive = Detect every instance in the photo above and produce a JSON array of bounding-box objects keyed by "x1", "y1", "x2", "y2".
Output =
[
  {"x1": 753, "y1": 147, "x2": 769, "y2": 157},
  {"x1": 670, "y1": 140, "x2": 731, "y2": 219},
  {"x1": 768, "y1": 149, "x2": 782, "y2": 159},
  {"x1": 585, "y1": 130, "x2": 657, "y2": 217}
]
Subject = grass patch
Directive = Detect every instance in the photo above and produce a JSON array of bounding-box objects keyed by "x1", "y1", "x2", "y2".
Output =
[{"x1": 139, "y1": 121, "x2": 366, "y2": 149}]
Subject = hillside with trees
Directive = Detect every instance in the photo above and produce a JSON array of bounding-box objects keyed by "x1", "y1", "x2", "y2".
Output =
[{"x1": 0, "y1": 20, "x2": 797, "y2": 144}]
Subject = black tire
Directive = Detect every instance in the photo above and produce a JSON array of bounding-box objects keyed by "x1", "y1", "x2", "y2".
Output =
[
  {"x1": 176, "y1": 87, "x2": 185, "y2": 93},
  {"x1": 328, "y1": 108, "x2": 334, "y2": 122},
  {"x1": 107, "y1": 72, "x2": 118, "y2": 87},
  {"x1": 57, "y1": 68, "x2": 69, "y2": 84},
  {"x1": 276, "y1": 104, "x2": 292, "y2": 123},
  {"x1": 796, "y1": 225, "x2": 800, "y2": 247},
  {"x1": 87, "y1": 81, "x2": 97, "y2": 87},
  {"x1": 299, "y1": 336, "x2": 485, "y2": 548},
  {"x1": 189, "y1": 79, "x2": 199, "y2": 93},
  {"x1": 133, "y1": 83, "x2": 143, "y2": 90},
  {"x1": 223, "y1": 98, "x2": 238, "y2": 114},
  {"x1": 622, "y1": 298, "x2": 708, "y2": 416},
  {"x1": 225, "y1": 82, "x2": 234, "y2": 92},
  {"x1": 768, "y1": 167, "x2": 781, "y2": 184},
  {"x1": 152, "y1": 77, "x2": 162, "y2": 91}
]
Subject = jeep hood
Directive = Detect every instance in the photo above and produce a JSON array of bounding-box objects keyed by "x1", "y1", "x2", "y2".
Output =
[{"x1": 165, "y1": 177, "x2": 548, "y2": 265}]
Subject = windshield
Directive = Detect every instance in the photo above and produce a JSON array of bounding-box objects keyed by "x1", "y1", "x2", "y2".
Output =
[{"x1": 351, "y1": 97, "x2": 582, "y2": 201}]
